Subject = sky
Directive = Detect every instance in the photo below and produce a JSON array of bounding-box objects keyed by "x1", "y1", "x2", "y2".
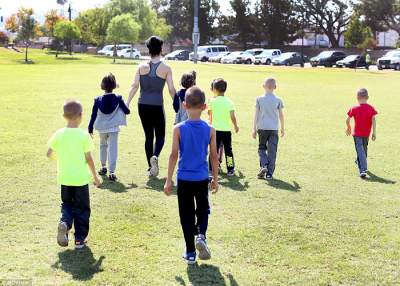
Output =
[{"x1": 0, "y1": 0, "x2": 235, "y2": 25}]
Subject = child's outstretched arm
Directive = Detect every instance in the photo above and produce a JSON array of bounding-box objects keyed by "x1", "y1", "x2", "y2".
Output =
[
  {"x1": 209, "y1": 127, "x2": 219, "y2": 194},
  {"x1": 46, "y1": 148, "x2": 56, "y2": 160},
  {"x1": 230, "y1": 111, "x2": 239, "y2": 133},
  {"x1": 164, "y1": 127, "x2": 180, "y2": 196},
  {"x1": 372, "y1": 116, "x2": 377, "y2": 141},
  {"x1": 346, "y1": 117, "x2": 352, "y2": 136},
  {"x1": 279, "y1": 108, "x2": 285, "y2": 137},
  {"x1": 85, "y1": 152, "x2": 101, "y2": 187},
  {"x1": 127, "y1": 69, "x2": 140, "y2": 107},
  {"x1": 252, "y1": 107, "x2": 259, "y2": 139}
]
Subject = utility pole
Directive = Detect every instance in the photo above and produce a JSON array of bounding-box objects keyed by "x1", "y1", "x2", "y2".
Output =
[{"x1": 192, "y1": 0, "x2": 200, "y2": 64}]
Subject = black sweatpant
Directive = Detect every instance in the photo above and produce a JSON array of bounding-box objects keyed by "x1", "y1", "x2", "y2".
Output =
[
  {"x1": 138, "y1": 104, "x2": 166, "y2": 167},
  {"x1": 213, "y1": 131, "x2": 235, "y2": 172},
  {"x1": 177, "y1": 179, "x2": 210, "y2": 253},
  {"x1": 60, "y1": 185, "x2": 91, "y2": 242}
]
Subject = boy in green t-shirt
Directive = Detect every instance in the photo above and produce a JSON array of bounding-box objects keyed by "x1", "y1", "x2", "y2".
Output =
[
  {"x1": 208, "y1": 78, "x2": 239, "y2": 176},
  {"x1": 47, "y1": 100, "x2": 101, "y2": 249}
]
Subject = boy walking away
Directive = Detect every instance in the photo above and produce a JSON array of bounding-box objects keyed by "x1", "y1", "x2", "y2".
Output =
[
  {"x1": 47, "y1": 100, "x2": 101, "y2": 249},
  {"x1": 252, "y1": 78, "x2": 285, "y2": 180},
  {"x1": 208, "y1": 78, "x2": 239, "y2": 176},
  {"x1": 164, "y1": 87, "x2": 219, "y2": 264},
  {"x1": 346, "y1": 88, "x2": 377, "y2": 178},
  {"x1": 88, "y1": 73, "x2": 130, "y2": 181},
  {"x1": 173, "y1": 71, "x2": 196, "y2": 124}
]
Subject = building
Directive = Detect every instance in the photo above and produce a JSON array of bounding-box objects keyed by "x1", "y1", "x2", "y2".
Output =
[{"x1": 376, "y1": 30, "x2": 399, "y2": 48}]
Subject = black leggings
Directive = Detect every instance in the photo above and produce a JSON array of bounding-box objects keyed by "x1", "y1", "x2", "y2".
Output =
[{"x1": 138, "y1": 104, "x2": 166, "y2": 167}]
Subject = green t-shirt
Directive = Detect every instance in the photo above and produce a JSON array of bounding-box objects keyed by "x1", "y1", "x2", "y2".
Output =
[
  {"x1": 48, "y1": 127, "x2": 94, "y2": 186},
  {"x1": 209, "y1": 96, "x2": 235, "y2": 131}
]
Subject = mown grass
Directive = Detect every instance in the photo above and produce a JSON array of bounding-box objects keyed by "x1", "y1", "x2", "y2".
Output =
[{"x1": 0, "y1": 48, "x2": 400, "y2": 285}]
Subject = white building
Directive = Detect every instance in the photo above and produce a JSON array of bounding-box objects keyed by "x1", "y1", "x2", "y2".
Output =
[
  {"x1": 376, "y1": 30, "x2": 399, "y2": 47},
  {"x1": 290, "y1": 30, "x2": 345, "y2": 47}
]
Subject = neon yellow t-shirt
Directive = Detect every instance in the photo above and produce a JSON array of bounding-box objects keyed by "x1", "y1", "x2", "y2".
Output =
[
  {"x1": 48, "y1": 127, "x2": 94, "y2": 186},
  {"x1": 209, "y1": 96, "x2": 235, "y2": 131}
]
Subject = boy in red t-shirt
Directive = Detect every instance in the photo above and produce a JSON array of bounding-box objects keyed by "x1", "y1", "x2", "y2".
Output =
[{"x1": 346, "y1": 88, "x2": 378, "y2": 178}]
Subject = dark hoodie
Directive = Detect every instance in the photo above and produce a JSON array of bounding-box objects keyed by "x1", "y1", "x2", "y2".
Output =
[
  {"x1": 173, "y1": 88, "x2": 187, "y2": 113},
  {"x1": 88, "y1": 93, "x2": 130, "y2": 133}
]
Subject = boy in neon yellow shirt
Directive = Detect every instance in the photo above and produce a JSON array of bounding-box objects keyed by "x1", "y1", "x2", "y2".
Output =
[
  {"x1": 47, "y1": 100, "x2": 101, "y2": 249},
  {"x1": 208, "y1": 78, "x2": 239, "y2": 176}
]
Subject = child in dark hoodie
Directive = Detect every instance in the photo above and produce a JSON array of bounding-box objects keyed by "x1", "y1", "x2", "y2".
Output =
[
  {"x1": 88, "y1": 73, "x2": 130, "y2": 181},
  {"x1": 173, "y1": 71, "x2": 196, "y2": 124}
]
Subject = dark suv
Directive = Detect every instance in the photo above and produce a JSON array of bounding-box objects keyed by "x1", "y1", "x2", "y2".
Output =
[{"x1": 310, "y1": 51, "x2": 346, "y2": 67}]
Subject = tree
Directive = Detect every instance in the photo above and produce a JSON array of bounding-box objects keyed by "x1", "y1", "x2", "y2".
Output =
[
  {"x1": 258, "y1": 0, "x2": 300, "y2": 47},
  {"x1": 106, "y1": 14, "x2": 141, "y2": 63},
  {"x1": 5, "y1": 14, "x2": 18, "y2": 33},
  {"x1": 0, "y1": 31, "x2": 9, "y2": 45},
  {"x1": 75, "y1": 8, "x2": 111, "y2": 45},
  {"x1": 356, "y1": 0, "x2": 400, "y2": 35},
  {"x1": 230, "y1": 0, "x2": 253, "y2": 49},
  {"x1": 344, "y1": 15, "x2": 374, "y2": 48},
  {"x1": 296, "y1": 0, "x2": 352, "y2": 48},
  {"x1": 45, "y1": 9, "x2": 65, "y2": 39},
  {"x1": 54, "y1": 20, "x2": 81, "y2": 56}
]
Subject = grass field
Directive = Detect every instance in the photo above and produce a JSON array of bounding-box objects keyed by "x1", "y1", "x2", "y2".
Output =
[{"x1": 1, "y1": 48, "x2": 400, "y2": 285}]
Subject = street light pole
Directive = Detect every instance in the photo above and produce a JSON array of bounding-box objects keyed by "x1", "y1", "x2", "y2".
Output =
[{"x1": 193, "y1": 0, "x2": 199, "y2": 64}]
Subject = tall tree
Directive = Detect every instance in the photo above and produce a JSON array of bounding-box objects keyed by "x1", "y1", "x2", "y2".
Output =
[
  {"x1": 258, "y1": 0, "x2": 299, "y2": 47},
  {"x1": 356, "y1": 0, "x2": 400, "y2": 35},
  {"x1": 296, "y1": 0, "x2": 352, "y2": 48},
  {"x1": 230, "y1": 0, "x2": 253, "y2": 49},
  {"x1": 45, "y1": 9, "x2": 65, "y2": 39},
  {"x1": 344, "y1": 14, "x2": 374, "y2": 48},
  {"x1": 54, "y1": 20, "x2": 81, "y2": 56},
  {"x1": 106, "y1": 14, "x2": 141, "y2": 63},
  {"x1": 75, "y1": 8, "x2": 111, "y2": 45}
]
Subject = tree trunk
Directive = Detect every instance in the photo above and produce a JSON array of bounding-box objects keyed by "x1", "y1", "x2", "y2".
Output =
[
  {"x1": 326, "y1": 31, "x2": 340, "y2": 48},
  {"x1": 25, "y1": 44, "x2": 28, "y2": 63}
]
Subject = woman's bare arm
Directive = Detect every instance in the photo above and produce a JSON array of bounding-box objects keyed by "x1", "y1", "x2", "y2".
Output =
[{"x1": 127, "y1": 68, "x2": 140, "y2": 107}]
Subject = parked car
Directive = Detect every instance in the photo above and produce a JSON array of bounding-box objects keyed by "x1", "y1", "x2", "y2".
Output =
[
  {"x1": 254, "y1": 49, "x2": 282, "y2": 65},
  {"x1": 97, "y1": 45, "x2": 113, "y2": 55},
  {"x1": 189, "y1": 45, "x2": 229, "y2": 62},
  {"x1": 118, "y1": 48, "x2": 141, "y2": 59},
  {"x1": 221, "y1": 52, "x2": 243, "y2": 64},
  {"x1": 236, "y1": 51, "x2": 256, "y2": 64},
  {"x1": 377, "y1": 50, "x2": 400, "y2": 70},
  {"x1": 336, "y1": 55, "x2": 367, "y2": 68},
  {"x1": 272, "y1": 52, "x2": 306, "y2": 66},
  {"x1": 103, "y1": 44, "x2": 131, "y2": 56},
  {"x1": 310, "y1": 51, "x2": 346, "y2": 67},
  {"x1": 209, "y1": 52, "x2": 230, "y2": 63},
  {"x1": 164, "y1": 50, "x2": 190, "y2": 61},
  {"x1": 244, "y1": 48, "x2": 265, "y2": 56}
]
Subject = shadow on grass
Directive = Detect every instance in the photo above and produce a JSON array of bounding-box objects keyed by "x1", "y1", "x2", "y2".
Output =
[
  {"x1": 175, "y1": 263, "x2": 238, "y2": 286},
  {"x1": 99, "y1": 177, "x2": 138, "y2": 193},
  {"x1": 267, "y1": 179, "x2": 301, "y2": 192},
  {"x1": 219, "y1": 171, "x2": 249, "y2": 191},
  {"x1": 111, "y1": 61, "x2": 140, "y2": 65},
  {"x1": 365, "y1": 171, "x2": 396, "y2": 184},
  {"x1": 52, "y1": 247, "x2": 105, "y2": 281},
  {"x1": 56, "y1": 57, "x2": 82, "y2": 61},
  {"x1": 145, "y1": 176, "x2": 166, "y2": 191}
]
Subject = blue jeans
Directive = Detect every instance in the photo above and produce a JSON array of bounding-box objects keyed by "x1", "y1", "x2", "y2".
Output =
[
  {"x1": 60, "y1": 185, "x2": 91, "y2": 242},
  {"x1": 258, "y1": 130, "x2": 279, "y2": 176},
  {"x1": 354, "y1": 136, "x2": 369, "y2": 173}
]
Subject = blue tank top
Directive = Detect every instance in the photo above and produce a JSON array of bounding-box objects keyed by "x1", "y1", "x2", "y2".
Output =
[
  {"x1": 177, "y1": 120, "x2": 211, "y2": 181},
  {"x1": 138, "y1": 61, "x2": 166, "y2": 106}
]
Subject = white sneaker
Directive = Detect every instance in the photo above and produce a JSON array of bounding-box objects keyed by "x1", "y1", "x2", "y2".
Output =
[
  {"x1": 57, "y1": 222, "x2": 69, "y2": 247},
  {"x1": 150, "y1": 156, "x2": 159, "y2": 177},
  {"x1": 196, "y1": 234, "x2": 211, "y2": 260}
]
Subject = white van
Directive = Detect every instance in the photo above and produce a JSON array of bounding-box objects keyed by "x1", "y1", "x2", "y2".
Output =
[
  {"x1": 189, "y1": 45, "x2": 229, "y2": 62},
  {"x1": 102, "y1": 44, "x2": 132, "y2": 57},
  {"x1": 254, "y1": 49, "x2": 282, "y2": 65},
  {"x1": 97, "y1": 45, "x2": 113, "y2": 55}
]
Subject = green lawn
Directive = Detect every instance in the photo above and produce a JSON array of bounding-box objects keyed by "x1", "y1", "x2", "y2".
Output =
[{"x1": 1, "y1": 48, "x2": 400, "y2": 285}]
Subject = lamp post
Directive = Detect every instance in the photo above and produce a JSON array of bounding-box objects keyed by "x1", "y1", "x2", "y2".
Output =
[{"x1": 192, "y1": 0, "x2": 200, "y2": 64}]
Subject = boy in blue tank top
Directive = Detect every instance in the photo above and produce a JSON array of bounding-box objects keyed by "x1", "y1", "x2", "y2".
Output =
[{"x1": 164, "y1": 86, "x2": 219, "y2": 264}]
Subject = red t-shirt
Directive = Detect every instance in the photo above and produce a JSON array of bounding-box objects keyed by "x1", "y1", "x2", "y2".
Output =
[{"x1": 347, "y1": 103, "x2": 378, "y2": 137}]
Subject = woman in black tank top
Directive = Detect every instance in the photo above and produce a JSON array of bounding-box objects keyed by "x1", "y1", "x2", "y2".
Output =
[{"x1": 127, "y1": 36, "x2": 176, "y2": 177}]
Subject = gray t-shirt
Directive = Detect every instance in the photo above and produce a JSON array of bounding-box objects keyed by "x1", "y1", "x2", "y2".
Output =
[{"x1": 256, "y1": 93, "x2": 284, "y2": 130}]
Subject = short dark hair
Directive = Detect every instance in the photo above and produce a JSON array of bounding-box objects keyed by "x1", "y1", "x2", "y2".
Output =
[
  {"x1": 185, "y1": 87, "x2": 205, "y2": 108},
  {"x1": 146, "y1": 36, "x2": 163, "y2": 57},
  {"x1": 358, "y1": 88, "x2": 369, "y2": 98},
  {"x1": 181, "y1": 71, "x2": 196, "y2": 89},
  {"x1": 212, "y1": 78, "x2": 227, "y2": 93},
  {"x1": 64, "y1": 100, "x2": 82, "y2": 120},
  {"x1": 101, "y1": 73, "x2": 117, "y2": 93}
]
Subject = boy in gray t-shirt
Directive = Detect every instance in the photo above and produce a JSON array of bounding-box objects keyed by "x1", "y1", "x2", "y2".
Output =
[{"x1": 252, "y1": 78, "x2": 285, "y2": 180}]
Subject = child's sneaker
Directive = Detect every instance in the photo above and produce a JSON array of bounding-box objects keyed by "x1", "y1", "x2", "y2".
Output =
[
  {"x1": 109, "y1": 173, "x2": 117, "y2": 181},
  {"x1": 182, "y1": 251, "x2": 196, "y2": 264},
  {"x1": 57, "y1": 222, "x2": 69, "y2": 247},
  {"x1": 227, "y1": 170, "x2": 235, "y2": 177},
  {"x1": 257, "y1": 167, "x2": 268, "y2": 179},
  {"x1": 149, "y1": 156, "x2": 159, "y2": 177},
  {"x1": 195, "y1": 234, "x2": 211, "y2": 260},
  {"x1": 360, "y1": 172, "x2": 367, "y2": 179},
  {"x1": 266, "y1": 174, "x2": 273, "y2": 180},
  {"x1": 98, "y1": 167, "x2": 107, "y2": 176},
  {"x1": 75, "y1": 240, "x2": 86, "y2": 249}
]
